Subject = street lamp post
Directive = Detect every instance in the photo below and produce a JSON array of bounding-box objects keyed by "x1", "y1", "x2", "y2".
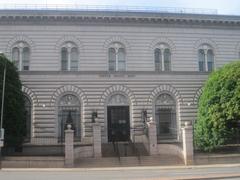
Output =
[
  {"x1": 0, "y1": 53, "x2": 6, "y2": 169},
  {"x1": 0, "y1": 56, "x2": 6, "y2": 130}
]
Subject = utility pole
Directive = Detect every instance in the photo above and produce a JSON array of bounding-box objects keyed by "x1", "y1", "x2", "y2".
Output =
[{"x1": 0, "y1": 53, "x2": 6, "y2": 169}]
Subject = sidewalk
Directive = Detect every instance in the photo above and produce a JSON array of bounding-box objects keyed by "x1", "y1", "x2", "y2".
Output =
[
  {"x1": 2, "y1": 163, "x2": 240, "y2": 171},
  {"x1": 1, "y1": 164, "x2": 240, "y2": 180}
]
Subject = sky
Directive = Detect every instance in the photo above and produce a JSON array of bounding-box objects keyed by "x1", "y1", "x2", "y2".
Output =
[{"x1": 0, "y1": 0, "x2": 239, "y2": 15}]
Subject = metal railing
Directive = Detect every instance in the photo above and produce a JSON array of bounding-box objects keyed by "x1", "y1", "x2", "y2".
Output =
[
  {"x1": 2, "y1": 137, "x2": 65, "y2": 156},
  {"x1": 129, "y1": 139, "x2": 141, "y2": 162},
  {"x1": 0, "y1": 4, "x2": 218, "y2": 15},
  {"x1": 112, "y1": 140, "x2": 120, "y2": 161}
]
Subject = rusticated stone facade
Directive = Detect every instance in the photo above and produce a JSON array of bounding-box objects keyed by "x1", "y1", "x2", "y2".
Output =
[{"x1": 0, "y1": 10, "x2": 239, "y2": 158}]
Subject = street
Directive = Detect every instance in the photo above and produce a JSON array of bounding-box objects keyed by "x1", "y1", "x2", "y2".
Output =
[{"x1": 1, "y1": 164, "x2": 240, "y2": 180}]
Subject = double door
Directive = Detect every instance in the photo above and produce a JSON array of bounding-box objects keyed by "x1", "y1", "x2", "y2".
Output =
[{"x1": 107, "y1": 106, "x2": 130, "y2": 142}]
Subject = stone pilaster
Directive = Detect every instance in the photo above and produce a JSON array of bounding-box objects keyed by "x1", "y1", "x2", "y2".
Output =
[
  {"x1": 147, "y1": 119, "x2": 158, "y2": 155},
  {"x1": 182, "y1": 122, "x2": 194, "y2": 165},
  {"x1": 65, "y1": 124, "x2": 74, "y2": 167},
  {"x1": 93, "y1": 121, "x2": 102, "y2": 158}
]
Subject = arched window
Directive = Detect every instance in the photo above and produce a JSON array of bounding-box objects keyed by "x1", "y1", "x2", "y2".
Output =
[
  {"x1": 70, "y1": 47, "x2": 78, "y2": 71},
  {"x1": 154, "y1": 49, "x2": 161, "y2": 71},
  {"x1": 11, "y1": 42, "x2": 30, "y2": 71},
  {"x1": 207, "y1": 50, "x2": 214, "y2": 72},
  {"x1": 22, "y1": 47, "x2": 30, "y2": 71},
  {"x1": 23, "y1": 95, "x2": 31, "y2": 142},
  {"x1": 155, "y1": 93, "x2": 177, "y2": 141},
  {"x1": 154, "y1": 44, "x2": 171, "y2": 71},
  {"x1": 61, "y1": 42, "x2": 79, "y2": 71},
  {"x1": 198, "y1": 44, "x2": 214, "y2": 72},
  {"x1": 12, "y1": 47, "x2": 19, "y2": 69},
  {"x1": 108, "y1": 42, "x2": 126, "y2": 71},
  {"x1": 61, "y1": 47, "x2": 68, "y2": 71},
  {"x1": 58, "y1": 94, "x2": 81, "y2": 141}
]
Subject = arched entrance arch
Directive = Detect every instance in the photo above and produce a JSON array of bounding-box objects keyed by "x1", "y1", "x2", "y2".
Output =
[
  {"x1": 107, "y1": 93, "x2": 130, "y2": 142},
  {"x1": 155, "y1": 93, "x2": 177, "y2": 141},
  {"x1": 58, "y1": 94, "x2": 81, "y2": 141},
  {"x1": 23, "y1": 95, "x2": 31, "y2": 143}
]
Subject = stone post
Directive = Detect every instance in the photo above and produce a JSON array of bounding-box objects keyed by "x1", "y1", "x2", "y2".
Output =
[
  {"x1": 93, "y1": 121, "x2": 102, "y2": 158},
  {"x1": 65, "y1": 124, "x2": 74, "y2": 167},
  {"x1": 147, "y1": 118, "x2": 158, "y2": 155},
  {"x1": 182, "y1": 121, "x2": 194, "y2": 165}
]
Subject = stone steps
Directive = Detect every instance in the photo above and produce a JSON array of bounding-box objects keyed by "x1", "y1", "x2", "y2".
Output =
[
  {"x1": 75, "y1": 155, "x2": 183, "y2": 167},
  {"x1": 2, "y1": 156, "x2": 65, "y2": 168},
  {"x1": 102, "y1": 142, "x2": 148, "y2": 157}
]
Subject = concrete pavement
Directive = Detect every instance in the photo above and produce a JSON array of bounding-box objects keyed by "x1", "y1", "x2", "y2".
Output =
[{"x1": 0, "y1": 164, "x2": 240, "y2": 180}]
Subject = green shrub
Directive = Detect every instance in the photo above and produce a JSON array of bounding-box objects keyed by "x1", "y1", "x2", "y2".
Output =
[
  {"x1": 0, "y1": 55, "x2": 26, "y2": 148},
  {"x1": 194, "y1": 61, "x2": 240, "y2": 152}
]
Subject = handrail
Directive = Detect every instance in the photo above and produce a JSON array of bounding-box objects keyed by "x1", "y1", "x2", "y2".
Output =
[
  {"x1": 129, "y1": 127, "x2": 141, "y2": 162},
  {"x1": 115, "y1": 141, "x2": 121, "y2": 161},
  {"x1": 129, "y1": 139, "x2": 141, "y2": 162},
  {"x1": 112, "y1": 138, "x2": 121, "y2": 161}
]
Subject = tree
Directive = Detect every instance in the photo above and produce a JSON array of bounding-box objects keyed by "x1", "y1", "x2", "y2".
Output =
[
  {"x1": 0, "y1": 54, "x2": 26, "y2": 149},
  {"x1": 194, "y1": 61, "x2": 240, "y2": 152}
]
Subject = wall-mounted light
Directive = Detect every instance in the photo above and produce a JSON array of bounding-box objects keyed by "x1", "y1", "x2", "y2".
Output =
[{"x1": 92, "y1": 110, "x2": 98, "y2": 123}]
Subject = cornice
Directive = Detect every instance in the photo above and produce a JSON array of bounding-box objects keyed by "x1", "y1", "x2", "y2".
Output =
[
  {"x1": 0, "y1": 10, "x2": 240, "y2": 28},
  {"x1": 19, "y1": 70, "x2": 210, "y2": 76}
]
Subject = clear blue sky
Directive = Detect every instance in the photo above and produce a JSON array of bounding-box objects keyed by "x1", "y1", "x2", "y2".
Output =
[{"x1": 0, "y1": 0, "x2": 240, "y2": 15}]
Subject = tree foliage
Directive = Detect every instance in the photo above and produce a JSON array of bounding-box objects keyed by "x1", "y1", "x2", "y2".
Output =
[
  {"x1": 194, "y1": 61, "x2": 240, "y2": 152},
  {"x1": 0, "y1": 55, "x2": 26, "y2": 147}
]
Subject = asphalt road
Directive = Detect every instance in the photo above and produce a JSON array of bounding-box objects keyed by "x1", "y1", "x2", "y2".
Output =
[{"x1": 1, "y1": 165, "x2": 240, "y2": 180}]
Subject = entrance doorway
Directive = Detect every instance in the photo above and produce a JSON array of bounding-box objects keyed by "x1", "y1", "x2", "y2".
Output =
[
  {"x1": 107, "y1": 106, "x2": 130, "y2": 142},
  {"x1": 155, "y1": 93, "x2": 177, "y2": 141}
]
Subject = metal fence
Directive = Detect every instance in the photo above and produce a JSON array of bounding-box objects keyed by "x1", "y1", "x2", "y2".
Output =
[
  {"x1": 193, "y1": 120, "x2": 240, "y2": 153},
  {"x1": 2, "y1": 137, "x2": 65, "y2": 156}
]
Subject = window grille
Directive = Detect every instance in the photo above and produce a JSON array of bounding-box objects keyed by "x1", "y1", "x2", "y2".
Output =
[
  {"x1": 58, "y1": 94, "x2": 81, "y2": 141},
  {"x1": 155, "y1": 94, "x2": 177, "y2": 141}
]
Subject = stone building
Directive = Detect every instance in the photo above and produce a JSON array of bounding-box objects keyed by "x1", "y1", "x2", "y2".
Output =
[{"x1": 0, "y1": 8, "x2": 240, "y2": 160}]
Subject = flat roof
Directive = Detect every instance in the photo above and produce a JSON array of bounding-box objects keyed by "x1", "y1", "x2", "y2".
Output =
[
  {"x1": 0, "y1": 4, "x2": 218, "y2": 15},
  {"x1": 0, "y1": 6, "x2": 239, "y2": 27}
]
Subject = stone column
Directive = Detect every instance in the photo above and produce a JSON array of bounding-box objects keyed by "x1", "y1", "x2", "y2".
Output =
[
  {"x1": 182, "y1": 122, "x2": 194, "y2": 165},
  {"x1": 147, "y1": 118, "x2": 158, "y2": 155},
  {"x1": 93, "y1": 121, "x2": 102, "y2": 158},
  {"x1": 65, "y1": 124, "x2": 74, "y2": 167}
]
